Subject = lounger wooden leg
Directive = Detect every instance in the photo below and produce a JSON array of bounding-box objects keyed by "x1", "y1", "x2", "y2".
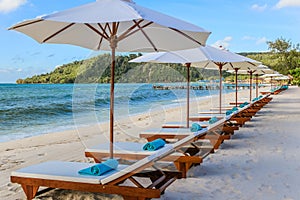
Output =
[{"x1": 21, "y1": 184, "x2": 39, "y2": 200}]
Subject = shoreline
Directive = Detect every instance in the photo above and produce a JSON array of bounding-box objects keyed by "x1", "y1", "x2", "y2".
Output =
[{"x1": 0, "y1": 89, "x2": 224, "y2": 143}]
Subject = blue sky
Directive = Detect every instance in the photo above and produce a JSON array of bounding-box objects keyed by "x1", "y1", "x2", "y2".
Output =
[{"x1": 0, "y1": 0, "x2": 300, "y2": 83}]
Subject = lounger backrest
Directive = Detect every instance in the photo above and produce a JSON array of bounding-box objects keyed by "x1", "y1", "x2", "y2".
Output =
[
  {"x1": 207, "y1": 117, "x2": 226, "y2": 128},
  {"x1": 100, "y1": 144, "x2": 174, "y2": 184},
  {"x1": 102, "y1": 127, "x2": 211, "y2": 184},
  {"x1": 171, "y1": 128, "x2": 208, "y2": 150}
]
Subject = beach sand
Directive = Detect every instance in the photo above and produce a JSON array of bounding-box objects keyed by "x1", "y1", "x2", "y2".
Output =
[{"x1": 1, "y1": 87, "x2": 299, "y2": 199}]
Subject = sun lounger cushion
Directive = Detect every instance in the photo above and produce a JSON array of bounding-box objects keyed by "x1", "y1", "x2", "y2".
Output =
[
  {"x1": 209, "y1": 116, "x2": 218, "y2": 124},
  {"x1": 232, "y1": 107, "x2": 238, "y2": 112},
  {"x1": 143, "y1": 138, "x2": 166, "y2": 151},
  {"x1": 226, "y1": 110, "x2": 233, "y2": 115},
  {"x1": 239, "y1": 102, "x2": 249, "y2": 108},
  {"x1": 190, "y1": 123, "x2": 202, "y2": 132},
  {"x1": 78, "y1": 159, "x2": 119, "y2": 176}
]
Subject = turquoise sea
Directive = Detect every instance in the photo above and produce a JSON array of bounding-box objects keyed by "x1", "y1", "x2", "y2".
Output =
[{"x1": 0, "y1": 83, "x2": 232, "y2": 142}]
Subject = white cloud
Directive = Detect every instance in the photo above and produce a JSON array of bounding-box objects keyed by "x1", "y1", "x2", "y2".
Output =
[
  {"x1": 0, "y1": 67, "x2": 23, "y2": 73},
  {"x1": 242, "y1": 36, "x2": 256, "y2": 41},
  {"x1": 275, "y1": 0, "x2": 300, "y2": 8},
  {"x1": 212, "y1": 36, "x2": 233, "y2": 50},
  {"x1": 242, "y1": 36, "x2": 268, "y2": 45},
  {"x1": 0, "y1": 0, "x2": 27, "y2": 14},
  {"x1": 251, "y1": 4, "x2": 268, "y2": 11},
  {"x1": 256, "y1": 37, "x2": 267, "y2": 45}
]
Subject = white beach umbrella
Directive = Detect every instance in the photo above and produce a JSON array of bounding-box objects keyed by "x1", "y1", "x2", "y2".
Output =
[
  {"x1": 130, "y1": 46, "x2": 261, "y2": 127},
  {"x1": 261, "y1": 72, "x2": 282, "y2": 89},
  {"x1": 227, "y1": 64, "x2": 273, "y2": 101},
  {"x1": 274, "y1": 76, "x2": 290, "y2": 80},
  {"x1": 228, "y1": 65, "x2": 275, "y2": 101},
  {"x1": 9, "y1": 0, "x2": 211, "y2": 158}
]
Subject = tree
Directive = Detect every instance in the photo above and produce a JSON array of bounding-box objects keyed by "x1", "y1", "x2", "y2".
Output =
[{"x1": 266, "y1": 37, "x2": 300, "y2": 73}]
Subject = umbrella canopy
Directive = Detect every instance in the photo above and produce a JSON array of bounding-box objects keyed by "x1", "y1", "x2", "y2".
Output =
[
  {"x1": 227, "y1": 65, "x2": 275, "y2": 100},
  {"x1": 9, "y1": 0, "x2": 210, "y2": 52},
  {"x1": 130, "y1": 45, "x2": 261, "y2": 126},
  {"x1": 261, "y1": 72, "x2": 282, "y2": 89},
  {"x1": 274, "y1": 76, "x2": 290, "y2": 80},
  {"x1": 9, "y1": 0, "x2": 211, "y2": 158}
]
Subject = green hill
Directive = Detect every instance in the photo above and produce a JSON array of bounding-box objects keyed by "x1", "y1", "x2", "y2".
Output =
[
  {"x1": 16, "y1": 53, "x2": 221, "y2": 84},
  {"x1": 16, "y1": 51, "x2": 299, "y2": 84}
]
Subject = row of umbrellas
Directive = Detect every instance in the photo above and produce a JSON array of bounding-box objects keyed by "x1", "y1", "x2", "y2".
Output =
[{"x1": 8, "y1": 0, "x2": 286, "y2": 158}]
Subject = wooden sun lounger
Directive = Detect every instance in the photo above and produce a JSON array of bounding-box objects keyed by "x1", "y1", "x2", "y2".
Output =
[
  {"x1": 161, "y1": 121, "x2": 199, "y2": 128},
  {"x1": 189, "y1": 114, "x2": 224, "y2": 122},
  {"x1": 141, "y1": 118, "x2": 230, "y2": 150},
  {"x1": 210, "y1": 106, "x2": 233, "y2": 111},
  {"x1": 11, "y1": 144, "x2": 182, "y2": 200},
  {"x1": 229, "y1": 102, "x2": 244, "y2": 105},
  {"x1": 85, "y1": 133, "x2": 212, "y2": 178},
  {"x1": 198, "y1": 111, "x2": 225, "y2": 114}
]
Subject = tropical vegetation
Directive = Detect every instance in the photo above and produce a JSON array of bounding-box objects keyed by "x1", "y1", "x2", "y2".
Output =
[{"x1": 16, "y1": 37, "x2": 300, "y2": 85}]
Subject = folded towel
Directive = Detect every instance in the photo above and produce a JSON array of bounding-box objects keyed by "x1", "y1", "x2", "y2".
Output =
[
  {"x1": 209, "y1": 116, "x2": 218, "y2": 124},
  {"x1": 190, "y1": 123, "x2": 202, "y2": 132},
  {"x1": 143, "y1": 138, "x2": 166, "y2": 151},
  {"x1": 226, "y1": 110, "x2": 233, "y2": 115},
  {"x1": 232, "y1": 107, "x2": 238, "y2": 112},
  {"x1": 239, "y1": 103, "x2": 245, "y2": 108},
  {"x1": 78, "y1": 159, "x2": 118, "y2": 176}
]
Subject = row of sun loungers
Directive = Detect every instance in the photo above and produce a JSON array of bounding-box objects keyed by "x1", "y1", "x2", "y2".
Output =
[{"x1": 11, "y1": 90, "x2": 286, "y2": 199}]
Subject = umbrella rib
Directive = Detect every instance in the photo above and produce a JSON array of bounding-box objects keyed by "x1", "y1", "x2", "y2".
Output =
[
  {"x1": 107, "y1": 23, "x2": 113, "y2": 35},
  {"x1": 132, "y1": 20, "x2": 158, "y2": 51},
  {"x1": 117, "y1": 19, "x2": 146, "y2": 41},
  {"x1": 98, "y1": 23, "x2": 110, "y2": 39},
  {"x1": 9, "y1": 19, "x2": 43, "y2": 30},
  {"x1": 246, "y1": 61, "x2": 257, "y2": 66},
  {"x1": 124, "y1": 21, "x2": 153, "y2": 39},
  {"x1": 97, "y1": 23, "x2": 111, "y2": 50},
  {"x1": 43, "y1": 23, "x2": 75, "y2": 43},
  {"x1": 115, "y1": 22, "x2": 120, "y2": 35},
  {"x1": 169, "y1": 27, "x2": 203, "y2": 46},
  {"x1": 85, "y1": 23, "x2": 109, "y2": 40}
]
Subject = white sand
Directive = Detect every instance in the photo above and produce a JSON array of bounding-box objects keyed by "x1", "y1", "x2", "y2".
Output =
[
  {"x1": 2, "y1": 86, "x2": 299, "y2": 200},
  {"x1": 164, "y1": 86, "x2": 300, "y2": 200}
]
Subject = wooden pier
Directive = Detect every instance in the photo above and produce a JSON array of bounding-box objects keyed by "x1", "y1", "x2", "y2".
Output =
[{"x1": 153, "y1": 84, "x2": 266, "y2": 90}]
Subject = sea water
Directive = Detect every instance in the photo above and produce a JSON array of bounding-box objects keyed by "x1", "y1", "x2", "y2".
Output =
[{"x1": 0, "y1": 83, "x2": 231, "y2": 142}]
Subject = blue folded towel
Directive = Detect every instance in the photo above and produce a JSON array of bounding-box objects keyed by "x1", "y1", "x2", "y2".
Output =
[
  {"x1": 226, "y1": 110, "x2": 233, "y2": 115},
  {"x1": 209, "y1": 116, "x2": 218, "y2": 124},
  {"x1": 190, "y1": 123, "x2": 202, "y2": 132},
  {"x1": 143, "y1": 138, "x2": 166, "y2": 151},
  {"x1": 78, "y1": 159, "x2": 118, "y2": 176},
  {"x1": 232, "y1": 107, "x2": 238, "y2": 112}
]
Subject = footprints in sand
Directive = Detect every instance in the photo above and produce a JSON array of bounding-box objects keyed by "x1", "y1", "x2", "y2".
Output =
[
  {"x1": 0, "y1": 156, "x2": 25, "y2": 171},
  {"x1": 0, "y1": 183, "x2": 22, "y2": 199},
  {"x1": 37, "y1": 152, "x2": 47, "y2": 157}
]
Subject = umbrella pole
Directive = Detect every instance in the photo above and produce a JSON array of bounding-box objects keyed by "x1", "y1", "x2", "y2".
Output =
[
  {"x1": 235, "y1": 68, "x2": 238, "y2": 107},
  {"x1": 249, "y1": 71, "x2": 253, "y2": 102},
  {"x1": 109, "y1": 32, "x2": 118, "y2": 159},
  {"x1": 186, "y1": 63, "x2": 191, "y2": 128},
  {"x1": 256, "y1": 74, "x2": 259, "y2": 97},
  {"x1": 218, "y1": 64, "x2": 223, "y2": 114},
  {"x1": 271, "y1": 76, "x2": 273, "y2": 90}
]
